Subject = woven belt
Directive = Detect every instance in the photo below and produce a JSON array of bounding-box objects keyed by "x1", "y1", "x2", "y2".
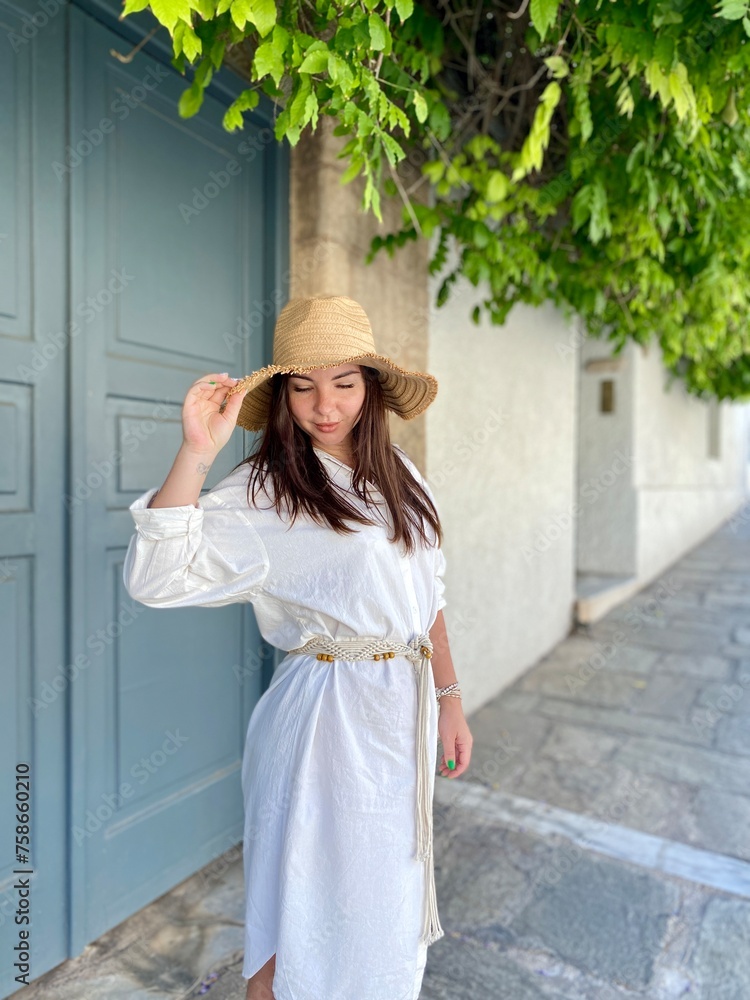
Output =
[{"x1": 287, "y1": 633, "x2": 445, "y2": 947}]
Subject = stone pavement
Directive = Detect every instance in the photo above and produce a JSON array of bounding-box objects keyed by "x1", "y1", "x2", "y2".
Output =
[{"x1": 14, "y1": 507, "x2": 750, "y2": 999}]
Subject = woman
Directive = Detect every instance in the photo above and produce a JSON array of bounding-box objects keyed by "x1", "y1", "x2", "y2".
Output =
[{"x1": 122, "y1": 294, "x2": 473, "y2": 1000}]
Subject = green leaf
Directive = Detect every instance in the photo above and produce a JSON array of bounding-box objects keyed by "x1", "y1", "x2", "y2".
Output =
[
  {"x1": 473, "y1": 221, "x2": 490, "y2": 248},
  {"x1": 486, "y1": 170, "x2": 509, "y2": 202},
  {"x1": 194, "y1": 57, "x2": 213, "y2": 87},
  {"x1": 395, "y1": 0, "x2": 413, "y2": 20},
  {"x1": 668, "y1": 62, "x2": 697, "y2": 121},
  {"x1": 305, "y1": 90, "x2": 319, "y2": 130},
  {"x1": 511, "y1": 80, "x2": 561, "y2": 181},
  {"x1": 529, "y1": 0, "x2": 561, "y2": 42},
  {"x1": 149, "y1": 0, "x2": 193, "y2": 32},
  {"x1": 544, "y1": 55, "x2": 568, "y2": 79},
  {"x1": 298, "y1": 47, "x2": 329, "y2": 74},
  {"x1": 422, "y1": 159, "x2": 444, "y2": 183},
  {"x1": 254, "y1": 39, "x2": 284, "y2": 86},
  {"x1": 644, "y1": 59, "x2": 670, "y2": 106},
  {"x1": 178, "y1": 80, "x2": 204, "y2": 118},
  {"x1": 380, "y1": 130, "x2": 405, "y2": 165},
  {"x1": 230, "y1": 0, "x2": 276, "y2": 36},
  {"x1": 368, "y1": 12, "x2": 389, "y2": 51},
  {"x1": 173, "y1": 21, "x2": 202, "y2": 62},
  {"x1": 571, "y1": 183, "x2": 593, "y2": 232},
  {"x1": 588, "y1": 178, "x2": 612, "y2": 243},
  {"x1": 616, "y1": 80, "x2": 635, "y2": 118},
  {"x1": 428, "y1": 101, "x2": 451, "y2": 142},
  {"x1": 340, "y1": 154, "x2": 364, "y2": 184},
  {"x1": 223, "y1": 88, "x2": 260, "y2": 130},
  {"x1": 120, "y1": 0, "x2": 151, "y2": 17},
  {"x1": 412, "y1": 91, "x2": 428, "y2": 123},
  {"x1": 653, "y1": 33, "x2": 675, "y2": 72},
  {"x1": 715, "y1": 0, "x2": 750, "y2": 20},
  {"x1": 327, "y1": 52, "x2": 355, "y2": 94},
  {"x1": 209, "y1": 37, "x2": 226, "y2": 68},
  {"x1": 285, "y1": 73, "x2": 314, "y2": 140},
  {"x1": 570, "y1": 53, "x2": 593, "y2": 144}
]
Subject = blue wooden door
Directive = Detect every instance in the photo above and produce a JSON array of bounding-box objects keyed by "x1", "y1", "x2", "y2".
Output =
[
  {"x1": 0, "y1": 0, "x2": 69, "y2": 992},
  {"x1": 0, "y1": 0, "x2": 286, "y2": 990},
  {"x1": 67, "y1": 1, "x2": 287, "y2": 956}
]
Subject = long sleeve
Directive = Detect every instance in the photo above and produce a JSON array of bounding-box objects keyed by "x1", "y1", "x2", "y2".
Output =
[
  {"x1": 434, "y1": 544, "x2": 447, "y2": 611},
  {"x1": 122, "y1": 472, "x2": 270, "y2": 609},
  {"x1": 393, "y1": 444, "x2": 448, "y2": 612}
]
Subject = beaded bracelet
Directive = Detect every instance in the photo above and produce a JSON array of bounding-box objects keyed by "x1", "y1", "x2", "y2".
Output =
[{"x1": 435, "y1": 682, "x2": 461, "y2": 701}]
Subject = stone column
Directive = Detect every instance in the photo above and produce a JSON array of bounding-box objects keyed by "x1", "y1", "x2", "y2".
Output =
[{"x1": 289, "y1": 116, "x2": 431, "y2": 465}]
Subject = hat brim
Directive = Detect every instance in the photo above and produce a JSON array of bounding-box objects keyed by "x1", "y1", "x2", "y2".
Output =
[{"x1": 224, "y1": 353, "x2": 438, "y2": 432}]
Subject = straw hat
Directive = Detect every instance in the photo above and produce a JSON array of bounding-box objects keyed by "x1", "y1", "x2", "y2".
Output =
[{"x1": 225, "y1": 294, "x2": 438, "y2": 432}]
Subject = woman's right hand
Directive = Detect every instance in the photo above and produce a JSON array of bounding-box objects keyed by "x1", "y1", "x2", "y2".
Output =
[{"x1": 181, "y1": 373, "x2": 250, "y2": 456}]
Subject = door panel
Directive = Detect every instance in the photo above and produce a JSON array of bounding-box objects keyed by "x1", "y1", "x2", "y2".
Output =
[{"x1": 0, "y1": 0, "x2": 68, "y2": 993}]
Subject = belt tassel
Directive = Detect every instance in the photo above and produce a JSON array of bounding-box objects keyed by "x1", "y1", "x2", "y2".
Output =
[{"x1": 287, "y1": 633, "x2": 445, "y2": 947}]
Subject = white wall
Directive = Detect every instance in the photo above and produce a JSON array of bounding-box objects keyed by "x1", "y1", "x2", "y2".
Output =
[
  {"x1": 427, "y1": 282, "x2": 750, "y2": 713},
  {"x1": 425, "y1": 278, "x2": 579, "y2": 716},
  {"x1": 576, "y1": 334, "x2": 639, "y2": 577},
  {"x1": 633, "y1": 339, "x2": 750, "y2": 581}
]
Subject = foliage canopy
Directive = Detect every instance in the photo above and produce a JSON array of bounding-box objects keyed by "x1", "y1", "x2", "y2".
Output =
[{"x1": 120, "y1": 0, "x2": 750, "y2": 401}]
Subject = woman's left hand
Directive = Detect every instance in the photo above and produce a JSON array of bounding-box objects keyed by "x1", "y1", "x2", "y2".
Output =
[{"x1": 437, "y1": 699, "x2": 473, "y2": 778}]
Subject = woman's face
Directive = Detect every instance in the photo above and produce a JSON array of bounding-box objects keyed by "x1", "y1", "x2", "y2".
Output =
[{"x1": 287, "y1": 363, "x2": 366, "y2": 452}]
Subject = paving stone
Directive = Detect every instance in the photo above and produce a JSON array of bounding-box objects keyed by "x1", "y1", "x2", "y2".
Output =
[
  {"x1": 655, "y1": 653, "x2": 733, "y2": 681},
  {"x1": 420, "y1": 936, "x2": 558, "y2": 1000},
  {"x1": 706, "y1": 591, "x2": 750, "y2": 609},
  {"x1": 501, "y1": 757, "x2": 609, "y2": 815},
  {"x1": 538, "y1": 724, "x2": 619, "y2": 767},
  {"x1": 587, "y1": 770, "x2": 698, "y2": 845},
  {"x1": 669, "y1": 610, "x2": 735, "y2": 632},
  {"x1": 534, "y1": 697, "x2": 714, "y2": 748},
  {"x1": 615, "y1": 736, "x2": 750, "y2": 795},
  {"x1": 534, "y1": 637, "x2": 659, "y2": 677},
  {"x1": 536, "y1": 636, "x2": 612, "y2": 663},
  {"x1": 719, "y1": 643, "x2": 750, "y2": 659},
  {"x1": 587, "y1": 622, "x2": 727, "y2": 655},
  {"x1": 638, "y1": 591, "x2": 705, "y2": 609},
  {"x1": 689, "y1": 898, "x2": 750, "y2": 999},
  {"x1": 433, "y1": 811, "x2": 551, "y2": 933},
  {"x1": 692, "y1": 678, "x2": 750, "y2": 717},
  {"x1": 689, "y1": 788, "x2": 750, "y2": 863},
  {"x1": 510, "y1": 853, "x2": 679, "y2": 990},
  {"x1": 488, "y1": 689, "x2": 541, "y2": 713},
  {"x1": 632, "y1": 673, "x2": 704, "y2": 722},
  {"x1": 715, "y1": 714, "x2": 750, "y2": 756},
  {"x1": 524, "y1": 670, "x2": 645, "y2": 710},
  {"x1": 463, "y1": 703, "x2": 550, "y2": 788},
  {"x1": 571, "y1": 642, "x2": 661, "y2": 677}
]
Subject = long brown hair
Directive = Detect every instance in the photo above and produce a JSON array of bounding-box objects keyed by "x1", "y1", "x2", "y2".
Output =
[{"x1": 230, "y1": 366, "x2": 442, "y2": 554}]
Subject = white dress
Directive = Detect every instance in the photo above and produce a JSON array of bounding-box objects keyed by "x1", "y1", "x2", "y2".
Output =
[{"x1": 122, "y1": 443, "x2": 447, "y2": 1000}]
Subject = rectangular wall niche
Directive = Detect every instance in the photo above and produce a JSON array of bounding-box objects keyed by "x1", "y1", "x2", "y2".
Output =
[{"x1": 600, "y1": 379, "x2": 615, "y2": 413}]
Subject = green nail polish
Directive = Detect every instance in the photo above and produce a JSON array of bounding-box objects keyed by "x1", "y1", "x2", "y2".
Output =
[
  {"x1": 448, "y1": 760, "x2": 455, "y2": 770},
  {"x1": 208, "y1": 381, "x2": 216, "y2": 384}
]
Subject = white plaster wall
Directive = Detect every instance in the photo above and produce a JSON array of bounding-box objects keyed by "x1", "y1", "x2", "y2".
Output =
[
  {"x1": 577, "y1": 335, "x2": 638, "y2": 576},
  {"x1": 633, "y1": 340, "x2": 750, "y2": 581},
  {"x1": 425, "y1": 278, "x2": 579, "y2": 716}
]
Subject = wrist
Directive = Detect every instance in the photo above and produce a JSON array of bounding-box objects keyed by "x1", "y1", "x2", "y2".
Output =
[
  {"x1": 180, "y1": 442, "x2": 220, "y2": 465},
  {"x1": 437, "y1": 695, "x2": 463, "y2": 714}
]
